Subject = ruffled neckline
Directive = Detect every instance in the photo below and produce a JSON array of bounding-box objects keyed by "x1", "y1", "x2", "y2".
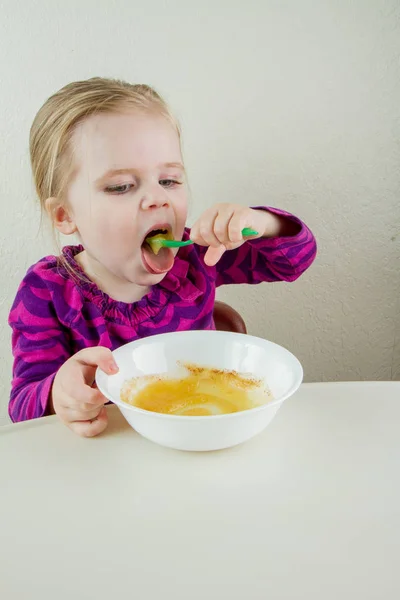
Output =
[{"x1": 60, "y1": 243, "x2": 205, "y2": 325}]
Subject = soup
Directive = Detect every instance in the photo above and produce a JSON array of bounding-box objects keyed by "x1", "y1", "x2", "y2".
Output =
[{"x1": 121, "y1": 363, "x2": 273, "y2": 416}]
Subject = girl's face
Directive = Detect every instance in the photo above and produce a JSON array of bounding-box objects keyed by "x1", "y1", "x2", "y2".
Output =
[{"x1": 58, "y1": 111, "x2": 188, "y2": 291}]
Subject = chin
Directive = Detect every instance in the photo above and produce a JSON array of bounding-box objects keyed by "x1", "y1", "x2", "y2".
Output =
[{"x1": 130, "y1": 269, "x2": 168, "y2": 287}]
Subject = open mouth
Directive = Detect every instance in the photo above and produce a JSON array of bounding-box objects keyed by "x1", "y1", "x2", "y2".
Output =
[
  {"x1": 141, "y1": 225, "x2": 175, "y2": 275},
  {"x1": 143, "y1": 228, "x2": 171, "y2": 247}
]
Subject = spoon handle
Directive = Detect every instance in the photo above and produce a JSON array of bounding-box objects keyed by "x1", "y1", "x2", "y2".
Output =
[
  {"x1": 162, "y1": 228, "x2": 259, "y2": 248},
  {"x1": 162, "y1": 239, "x2": 194, "y2": 248},
  {"x1": 241, "y1": 227, "x2": 258, "y2": 237}
]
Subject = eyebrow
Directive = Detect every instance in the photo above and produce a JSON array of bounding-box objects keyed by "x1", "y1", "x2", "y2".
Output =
[
  {"x1": 162, "y1": 162, "x2": 185, "y2": 170},
  {"x1": 95, "y1": 162, "x2": 185, "y2": 184}
]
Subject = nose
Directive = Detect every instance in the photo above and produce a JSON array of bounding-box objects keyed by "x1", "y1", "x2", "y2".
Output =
[{"x1": 140, "y1": 186, "x2": 170, "y2": 211}]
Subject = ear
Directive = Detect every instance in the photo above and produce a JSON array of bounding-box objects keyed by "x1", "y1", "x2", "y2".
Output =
[{"x1": 45, "y1": 197, "x2": 77, "y2": 235}]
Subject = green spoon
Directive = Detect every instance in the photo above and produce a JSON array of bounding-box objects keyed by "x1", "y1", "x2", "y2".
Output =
[{"x1": 147, "y1": 228, "x2": 259, "y2": 255}]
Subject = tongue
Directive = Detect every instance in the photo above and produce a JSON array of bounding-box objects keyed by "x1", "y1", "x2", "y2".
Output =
[{"x1": 141, "y1": 245, "x2": 175, "y2": 275}]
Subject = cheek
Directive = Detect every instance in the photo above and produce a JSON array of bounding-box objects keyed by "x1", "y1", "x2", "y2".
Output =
[
  {"x1": 175, "y1": 192, "x2": 188, "y2": 224},
  {"x1": 79, "y1": 200, "x2": 137, "y2": 237}
]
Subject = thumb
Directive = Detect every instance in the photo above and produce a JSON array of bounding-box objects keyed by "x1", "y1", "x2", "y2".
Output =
[
  {"x1": 204, "y1": 244, "x2": 226, "y2": 267},
  {"x1": 74, "y1": 346, "x2": 119, "y2": 375}
]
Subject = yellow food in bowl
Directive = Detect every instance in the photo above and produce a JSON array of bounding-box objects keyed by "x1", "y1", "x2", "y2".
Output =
[{"x1": 121, "y1": 363, "x2": 273, "y2": 416}]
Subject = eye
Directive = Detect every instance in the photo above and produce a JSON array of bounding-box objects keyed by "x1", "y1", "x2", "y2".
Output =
[
  {"x1": 159, "y1": 179, "x2": 181, "y2": 189},
  {"x1": 105, "y1": 183, "x2": 134, "y2": 195}
]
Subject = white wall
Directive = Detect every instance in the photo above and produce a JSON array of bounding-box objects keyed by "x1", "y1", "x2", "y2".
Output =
[{"x1": 0, "y1": 0, "x2": 399, "y2": 425}]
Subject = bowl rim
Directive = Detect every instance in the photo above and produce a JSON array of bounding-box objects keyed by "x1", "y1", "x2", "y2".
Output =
[{"x1": 95, "y1": 331, "x2": 303, "y2": 421}]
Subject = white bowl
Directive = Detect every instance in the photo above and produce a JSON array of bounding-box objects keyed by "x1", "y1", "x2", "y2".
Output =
[{"x1": 96, "y1": 331, "x2": 303, "y2": 451}]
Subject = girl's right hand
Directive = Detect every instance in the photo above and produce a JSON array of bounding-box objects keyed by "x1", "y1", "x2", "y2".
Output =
[{"x1": 51, "y1": 347, "x2": 119, "y2": 437}]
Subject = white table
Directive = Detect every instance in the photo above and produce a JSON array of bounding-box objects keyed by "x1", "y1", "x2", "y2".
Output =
[{"x1": 1, "y1": 382, "x2": 399, "y2": 599}]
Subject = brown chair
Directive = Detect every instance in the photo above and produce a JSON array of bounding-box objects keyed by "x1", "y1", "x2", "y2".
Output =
[{"x1": 213, "y1": 301, "x2": 247, "y2": 334}]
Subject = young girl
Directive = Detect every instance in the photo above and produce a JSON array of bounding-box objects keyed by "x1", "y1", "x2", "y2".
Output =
[{"x1": 9, "y1": 77, "x2": 317, "y2": 437}]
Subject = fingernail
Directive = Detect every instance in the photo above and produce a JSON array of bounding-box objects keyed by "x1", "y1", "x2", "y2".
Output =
[{"x1": 109, "y1": 361, "x2": 118, "y2": 373}]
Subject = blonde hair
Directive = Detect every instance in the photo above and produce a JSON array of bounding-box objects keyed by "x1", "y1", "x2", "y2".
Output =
[{"x1": 30, "y1": 77, "x2": 180, "y2": 210}]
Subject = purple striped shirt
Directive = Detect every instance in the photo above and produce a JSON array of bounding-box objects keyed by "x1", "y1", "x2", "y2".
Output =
[{"x1": 8, "y1": 207, "x2": 316, "y2": 422}]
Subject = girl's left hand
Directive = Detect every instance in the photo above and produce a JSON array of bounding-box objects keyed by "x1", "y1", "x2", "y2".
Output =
[{"x1": 190, "y1": 203, "x2": 278, "y2": 267}]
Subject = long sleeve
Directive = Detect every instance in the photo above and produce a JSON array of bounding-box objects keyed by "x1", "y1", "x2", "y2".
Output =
[
  {"x1": 215, "y1": 207, "x2": 317, "y2": 286},
  {"x1": 8, "y1": 276, "x2": 71, "y2": 422}
]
